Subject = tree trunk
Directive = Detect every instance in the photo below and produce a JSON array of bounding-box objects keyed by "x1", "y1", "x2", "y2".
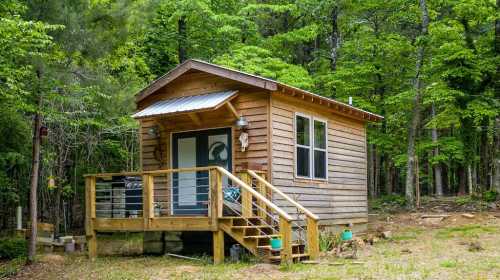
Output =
[
  {"x1": 178, "y1": 16, "x2": 187, "y2": 63},
  {"x1": 27, "y1": 69, "x2": 43, "y2": 264},
  {"x1": 328, "y1": 4, "x2": 339, "y2": 72},
  {"x1": 493, "y1": 0, "x2": 500, "y2": 193},
  {"x1": 431, "y1": 104, "x2": 443, "y2": 196},
  {"x1": 458, "y1": 165, "x2": 466, "y2": 195},
  {"x1": 385, "y1": 159, "x2": 393, "y2": 195},
  {"x1": 375, "y1": 149, "x2": 381, "y2": 197},
  {"x1": 368, "y1": 144, "x2": 375, "y2": 198},
  {"x1": 405, "y1": 0, "x2": 429, "y2": 207}
]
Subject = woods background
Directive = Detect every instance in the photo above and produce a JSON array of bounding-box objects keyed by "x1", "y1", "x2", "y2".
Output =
[{"x1": 0, "y1": 0, "x2": 499, "y2": 235}]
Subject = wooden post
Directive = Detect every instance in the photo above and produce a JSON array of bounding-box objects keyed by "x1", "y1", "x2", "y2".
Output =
[
  {"x1": 255, "y1": 180, "x2": 266, "y2": 218},
  {"x1": 212, "y1": 230, "x2": 224, "y2": 264},
  {"x1": 85, "y1": 176, "x2": 97, "y2": 260},
  {"x1": 142, "y1": 174, "x2": 154, "y2": 229},
  {"x1": 239, "y1": 172, "x2": 253, "y2": 217},
  {"x1": 210, "y1": 169, "x2": 222, "y2": 227},
  {"x1": 279, "y1": 216, "x2": 292, "y2": 264},
  {"x1": 306, "y1": 218, "x2": 319, "y2": 260}
]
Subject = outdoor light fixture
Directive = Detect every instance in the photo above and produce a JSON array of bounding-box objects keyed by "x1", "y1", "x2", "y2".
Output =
[
  {"x1": 148, "y1": 125, "x2": 159, "y2": 138},
  {"x1": 235, "y1": 116, "x2": 248, "y2": 130}
]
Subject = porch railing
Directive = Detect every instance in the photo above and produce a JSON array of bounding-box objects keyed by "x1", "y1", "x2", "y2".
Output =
[{"x1": 84, "y1": 166, "x2": 319, "y2": 262}]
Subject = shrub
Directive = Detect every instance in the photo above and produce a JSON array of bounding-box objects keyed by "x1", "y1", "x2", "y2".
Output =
[
  {"x1": 0, "y1": 238, "x2": 27, "y2": 260},
  {"x1": 482, "y1": 190, "x2": 498, "y2": 202},
  {"x1": 455, "y1": 195, "x2": 473, "y2": 206}
]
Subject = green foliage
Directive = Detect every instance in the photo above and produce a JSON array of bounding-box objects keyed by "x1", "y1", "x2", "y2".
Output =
[
  {"x1": 482, "y1": 190, "x2": 498, "y2": 203},
  {"x1": 0, "y1": 238, "x2": 27, "y2": 260},
  {"x1": 435, "y1": 224, "x2": 497, "y2": 239},
  {"x1": 319, "y1": 231, "x2": 341, "y2": 252},
  {"x1": 370, "y1": 194, "x2": 407, "y2": 211}
]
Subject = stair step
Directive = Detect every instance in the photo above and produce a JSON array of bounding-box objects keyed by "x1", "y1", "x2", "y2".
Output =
[
  {"x1": 232, "y1": 225, "x2": 271, "y2": 229},
  {"x1": 268, "y1": 253, "x2": 309, "y2": 261},
  {"x1": 244, "y1": 234, "x2": 280, "y2": 239},
  {"x1": 256, "y1": 244, "x2": 303, "y2": 251}
]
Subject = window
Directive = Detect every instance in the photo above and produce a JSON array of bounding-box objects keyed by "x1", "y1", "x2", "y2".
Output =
[{"x1": 295, "y1": 113, "x2": 327, "y2": 180}]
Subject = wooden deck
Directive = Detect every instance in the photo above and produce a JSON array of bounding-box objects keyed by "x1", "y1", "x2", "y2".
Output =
[{"x1": 85, "y1": 167, "x2": 319, "y2": 264}]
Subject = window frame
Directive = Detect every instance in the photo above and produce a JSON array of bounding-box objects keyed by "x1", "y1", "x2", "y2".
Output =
[
  {"x1": 312, "y1": 117, "x2": 328, "y2": 180},
  {"x1": 294, "y1": 112, "x2": 328, "y2": 181}
]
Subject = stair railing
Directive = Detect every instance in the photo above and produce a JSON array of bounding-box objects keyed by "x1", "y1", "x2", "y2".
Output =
[
  {"x1": 246, "y1": 170, "x2": 320, "y2": 261},
  {"x1": 215, "y1": 167, "x2": 297, "y2": 262}
]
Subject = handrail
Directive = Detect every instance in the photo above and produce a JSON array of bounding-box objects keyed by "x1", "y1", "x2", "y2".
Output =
[
  {"x1": 215, "y1": 167, "x2": 293, "y2": 221},
  {"x1": 247, "y1": 170, "x2": 320, "y2": 221},
  {"x1": 84, "y1": 166, "x2": 218, "y2": 177}
]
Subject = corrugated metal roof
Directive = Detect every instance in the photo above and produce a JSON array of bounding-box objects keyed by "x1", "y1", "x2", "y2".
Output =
[{"x1": 132, "y1": 90, "x2": 237, "y2": 119}]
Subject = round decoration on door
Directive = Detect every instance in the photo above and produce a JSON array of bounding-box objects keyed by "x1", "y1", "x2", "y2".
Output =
[{"x1": 208, "y1": 141, "x2": 228, "y2": 166}]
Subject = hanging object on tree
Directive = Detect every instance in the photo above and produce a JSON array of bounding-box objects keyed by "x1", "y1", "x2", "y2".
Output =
[
  {"x1": 48, "y1": 176, "x2": 56, "y2": 190},
  {"x1": 40, "y1": 125, "x2": 48, "y2": 138}
]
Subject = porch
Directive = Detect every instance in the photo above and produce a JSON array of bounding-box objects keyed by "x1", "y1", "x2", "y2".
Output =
[{"x1": 84, "y1": 167, "x2": 320, "y2": 264}]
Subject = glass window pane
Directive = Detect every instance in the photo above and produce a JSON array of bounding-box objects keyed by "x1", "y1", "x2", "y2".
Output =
[
  {"x1": 297, "y1": 147, "x2": 310, "y2": 177},
  {"x1": 314, "y1": 120, "x2": 326, "y2": 149},
  {"x1": 296, "y1": 115, "x2": 310, "y2": 146},
  {"x1": 314, "y1": 150, "x2": 326, "y2": 179}
]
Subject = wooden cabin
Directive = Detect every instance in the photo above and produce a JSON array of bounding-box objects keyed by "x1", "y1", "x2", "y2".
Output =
[{"x1": 84, "y1": 59, "x2": 382, "y2": 264}]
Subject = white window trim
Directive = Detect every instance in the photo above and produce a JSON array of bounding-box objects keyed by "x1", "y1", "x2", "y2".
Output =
[
  {"x1": 312, "y1": 117, "x2": 328, "y2": 180},
  {"x1": 294, "y1": 112, "x2": 328, "y2": 181}
]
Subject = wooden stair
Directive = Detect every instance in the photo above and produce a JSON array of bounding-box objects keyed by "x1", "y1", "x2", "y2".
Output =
[{"x1": 218, "y1": 217, "x2": 309, "y2": 263}]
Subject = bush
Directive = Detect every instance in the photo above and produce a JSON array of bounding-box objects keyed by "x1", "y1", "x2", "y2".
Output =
[
  {"x1": 0, "y1": 238, "x2": 27, "y2": 260},
  {"x1": 455, "y1": 195, "x2": 474, "y2": 206},
  {"x1": 482, "y1": 190, "x2": 498, "y2": 203}
]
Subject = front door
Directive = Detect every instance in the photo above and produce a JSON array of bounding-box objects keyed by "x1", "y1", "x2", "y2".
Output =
[{"x1": 172, "y1": 128, "x2": 232, "y2": 215}]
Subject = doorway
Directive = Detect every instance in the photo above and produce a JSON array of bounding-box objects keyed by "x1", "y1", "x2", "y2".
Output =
[{"x1": 171, "y1": 128, "x2": 232, "y2": 215}]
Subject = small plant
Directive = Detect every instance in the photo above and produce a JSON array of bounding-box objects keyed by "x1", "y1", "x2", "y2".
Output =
[
  {"x1": 440, "y1": 259, "x2": 457, "y2": 268},
  {"x1": 455, "y1": 195, "x2": 473, "y2": 206},
  {"x1": 319, "y1": 231, "x2": 341, "y2": 252},
  {"x1": 482, "y1": 190, "x2": 498, "y2": 202},
  {"x1": 0, "y1": 238, "x2": 27, "y2": 260}
]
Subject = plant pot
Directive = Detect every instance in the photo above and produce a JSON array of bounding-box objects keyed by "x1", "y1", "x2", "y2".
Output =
[
  {"x1": 270, "y1": 238, "x2": 282, "y2": 250},
  {"x1": 341, "y1": 230, "x2": 353, "y2": 241}
]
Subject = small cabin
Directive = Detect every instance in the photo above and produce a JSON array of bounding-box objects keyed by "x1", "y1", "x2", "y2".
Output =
[{"x1": 84, "y1": 59, "x2": 382, "y2": 264}]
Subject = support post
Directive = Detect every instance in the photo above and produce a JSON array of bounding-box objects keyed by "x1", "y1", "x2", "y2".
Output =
[
  {"x1": 306, "y1": 218, "x2": 319, "y2": 260},
  {"x1": 213, "y1": 230, "x2": 224, "y2": 264},
  {"x1": 142, "y1": 174, "x2": 154, "y2": 229},
  {"x1": 239, "y1": 172, "x2": 253, "y2": 217},
  {"x1": 255, "y1": 180, "x2": 266, "y2": 218},
  {"x1": 85, "y1": 176, "x2": 97, "y2": 260},
  {"x1": 210, "y1": 169, "x2": 222, "y2": 228},
  {"x1": 279, "y1": 216, "x2": 292, "y2": 264}
]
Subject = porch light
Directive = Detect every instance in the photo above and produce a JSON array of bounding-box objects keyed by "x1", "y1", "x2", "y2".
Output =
[
  {"x1": 148, "y1": 125, "x2": 159, "y2": 138},
  {"x1": 235, "y1": 116, "x2": 248, "y2": 130}
]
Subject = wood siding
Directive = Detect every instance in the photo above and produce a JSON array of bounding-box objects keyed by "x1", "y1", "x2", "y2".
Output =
[
  {"x1": 270, "y1": 94, "x2": 368, "y2": 226},
  {"x1": 137, "y1": 73, "x2": 271, "y2": 215}
]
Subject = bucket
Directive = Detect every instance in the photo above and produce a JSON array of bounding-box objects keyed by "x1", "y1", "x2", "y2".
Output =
[
  {"x1": 341, "y1": 229, "x2": 353, "y2": 241},
  {"x1": 270, "y1": 238, "x2": 282, "y2": 250}
]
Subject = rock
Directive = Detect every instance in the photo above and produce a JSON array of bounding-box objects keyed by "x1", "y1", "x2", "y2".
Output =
[
  {"x1": 423, "y1": 217, "x2": 444, "y2": 225},
  {"x1": 461, "y1": 213, "x2": 475, "y2": 219},
  {"x1": 467, "y1": 241, "x2": 483, "y2": 252},
  {"x1": 381, "y1": 231, "x2": 392, "y2": 239},
  {"x1": 401, "y1": 248, "x2": 412, "y2": 254}
]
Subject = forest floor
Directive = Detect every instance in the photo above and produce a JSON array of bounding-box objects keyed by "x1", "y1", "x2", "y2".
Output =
[{"x1": 2, "y1": 205, "x2": 500, "y2": 279}]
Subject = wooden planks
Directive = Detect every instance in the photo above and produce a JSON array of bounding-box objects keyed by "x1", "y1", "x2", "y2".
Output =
[{"x1": 270, "y1": 94, "x2": 368, "y2": 227}]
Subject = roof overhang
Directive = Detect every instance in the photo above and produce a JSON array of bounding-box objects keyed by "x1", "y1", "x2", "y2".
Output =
[
  {"x1": 135, "y1": 60, "x2": 277, "y2": 103},
  {"x1": 132, "y1": 90, "x2": 238, "y2": 119},
  {"x1": 135, "y1": 59, "x2": 383, "y2": 122}
]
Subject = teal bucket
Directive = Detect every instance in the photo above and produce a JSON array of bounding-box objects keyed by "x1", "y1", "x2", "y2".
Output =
[
  {"x1": 270, "y1": 238, "x2": 282, "y2": 250},
  {"x1": 341, "y1": 230, "x2": 353, "y2": 241}
]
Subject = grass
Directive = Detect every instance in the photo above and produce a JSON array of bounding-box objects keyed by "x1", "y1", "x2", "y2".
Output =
[
  {"x1": 4, "y1": 215, "x2": 500, "y2": 280},
  {"x1": 435, "y1": 224, "x2": 497, "y2": 239},
  {"x1": 0, "y1": 257, "x2": 25, "y2": 278}
]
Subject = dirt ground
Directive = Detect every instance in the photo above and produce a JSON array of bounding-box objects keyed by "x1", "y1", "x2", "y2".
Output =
[{"x1": 2, "y1": 211, "x2": 500, "y2": 280}]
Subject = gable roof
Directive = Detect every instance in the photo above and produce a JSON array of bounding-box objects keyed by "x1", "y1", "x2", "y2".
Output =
[{"x1": 135, "y1": 59, "x2": 383, "y2": 122}]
